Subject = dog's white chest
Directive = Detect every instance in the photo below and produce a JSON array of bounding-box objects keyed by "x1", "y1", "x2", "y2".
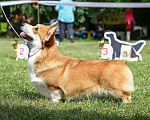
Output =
[{"x1": 28, "y1": 50, "x2": 51, "y2": 98}]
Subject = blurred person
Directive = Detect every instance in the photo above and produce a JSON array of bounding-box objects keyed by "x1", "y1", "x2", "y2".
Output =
[
  {"x1": 126, "y1": 21, "x2": 132, "y2": 41},
  {"x1": 93, "y1": 19, "x2": 105, "y2": 40},
  {"x1": 12, "y1": 14, "x2": 21, "y2": 36},
  {"x1": 55, "y1": 0, "x2": 76, "y2": 43},
  {"x1": 74, "y1": 26, "x2": 87, "y2": 39},
  {"x1": 27, "y1": 17, "x2": 34, "y2": 25},
  {"x1": 125, "y1": 9, "x2": 134, "y2": 41},
  {"x1": 21, "y1": 15, "x2": 27, "y2": 23}
]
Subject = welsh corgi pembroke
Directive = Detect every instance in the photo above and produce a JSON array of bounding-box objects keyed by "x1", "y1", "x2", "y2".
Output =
[{"x1": 20, "y1": 22, "x2": 134, "y2": 103}]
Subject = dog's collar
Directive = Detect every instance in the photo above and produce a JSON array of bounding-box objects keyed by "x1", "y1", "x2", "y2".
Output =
[{"x1": 29, "y1": 48, "x2": 42, "y2": 57}]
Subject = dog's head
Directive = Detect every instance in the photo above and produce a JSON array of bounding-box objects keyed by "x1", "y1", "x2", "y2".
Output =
[{"x1": 20, "y1": 22, "x2": 58, "y2": 49}]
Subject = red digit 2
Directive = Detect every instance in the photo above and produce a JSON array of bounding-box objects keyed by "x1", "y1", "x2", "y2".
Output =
[{"x1": 20, "y1": 48, "x2": 24, "y2": 55}]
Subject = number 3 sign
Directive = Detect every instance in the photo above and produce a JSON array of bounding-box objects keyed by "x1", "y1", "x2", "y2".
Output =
[
  {"x1": 101, "y1": 44, "x2": 113, "y2": 60},
  {"x1": 17, "y1": 44, "x2": 29, "y2": 59}
]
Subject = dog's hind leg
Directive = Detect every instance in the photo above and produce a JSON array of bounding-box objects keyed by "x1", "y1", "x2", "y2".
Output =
[
  {"x1": 106, "y1": 89, "x2": 132, "y2": 103},
  {"x1": 122, "y1": 91, "x2": 132, "y2": 103},
  {"x1": 121, "y1": 79, "x2": 134, "y2": 103},
  {"x1": 108, "y1": 88, "x2": 132, "y2": 103}
]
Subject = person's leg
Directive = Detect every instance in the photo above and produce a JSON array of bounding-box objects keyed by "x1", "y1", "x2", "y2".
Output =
[
  {"x1": 130, "y1": 21, "x2": 134, "y2": 39},
  {"x1": 126, "y1": 31, "x2": 131, "y2": 41},
  {"x1": 59, "y1": 21, "x2": 65, "y2": 42},
  {"x1": 66, "y1": 23, "x2": 74, "y2": 42}
]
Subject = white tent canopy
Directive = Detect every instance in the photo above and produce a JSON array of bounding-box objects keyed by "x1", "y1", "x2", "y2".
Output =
[{"x1": 1, "y1": 1, "x2": 150, "y2": 8}]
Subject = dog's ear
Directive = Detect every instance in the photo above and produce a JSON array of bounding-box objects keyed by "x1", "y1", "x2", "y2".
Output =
[
  {"x1": 49, "y1": 21, "x2": 58, "y2": 28},
  {"x1": 44, "y1": 25, "x2": 58, "y2": 47},
  {"x1": 45, "y1": 26, "x2": 58, "y2": 41},
  {"x1": 44, "y1": 21, "x2": 58, "y2": 41}
]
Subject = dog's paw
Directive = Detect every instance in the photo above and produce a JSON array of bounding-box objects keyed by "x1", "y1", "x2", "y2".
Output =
[{"x1": 51, "y1": 99, "x2": 60, "y2": 103}]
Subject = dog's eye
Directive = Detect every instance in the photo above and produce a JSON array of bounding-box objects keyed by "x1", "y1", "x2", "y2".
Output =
[{"x1": 35, "y1": 28, "x2": 38, "y2": 31}]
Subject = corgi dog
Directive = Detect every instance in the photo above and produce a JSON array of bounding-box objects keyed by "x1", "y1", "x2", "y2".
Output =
[{"x1": 20, "y1": 22, "x2": 134, "y2": 103}]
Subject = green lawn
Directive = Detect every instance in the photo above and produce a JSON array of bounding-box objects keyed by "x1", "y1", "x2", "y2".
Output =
[{"x1": 0, "y1": 37, "x2": 150, "y2": 120}]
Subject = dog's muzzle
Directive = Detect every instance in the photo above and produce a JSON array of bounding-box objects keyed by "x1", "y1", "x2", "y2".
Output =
[{"x1": 20, "y1": 32, "x2": 33, "y2": 42}]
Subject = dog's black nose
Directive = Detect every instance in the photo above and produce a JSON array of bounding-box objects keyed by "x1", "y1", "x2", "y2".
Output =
[{"x1": 21, "y1": 22, "x2": 25, "y2": 26}]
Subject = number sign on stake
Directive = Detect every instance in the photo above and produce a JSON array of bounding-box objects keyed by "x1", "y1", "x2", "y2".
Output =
[
  {"x1": 101, "y1": 44, "x2": 113, "y2": 60},
  {"x1": 17, "y1": 44, "x2": 29, "y2": 59},
  {"x1": 104, "y1": 32, "x2": 146, "y2": 61}
]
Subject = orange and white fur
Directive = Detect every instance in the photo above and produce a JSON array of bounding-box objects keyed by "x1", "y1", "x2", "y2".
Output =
[{"x1": 20, "y1": 22, "x2": 134, "y2": 103}]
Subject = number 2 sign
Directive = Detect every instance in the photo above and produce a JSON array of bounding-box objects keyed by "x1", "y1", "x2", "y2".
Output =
[
  {"x1": 101, "y1": 44, "x2": 113, "y2": 60},
  {"x1": 17, "y1": 44, "x2": 29, "y2": 59}
]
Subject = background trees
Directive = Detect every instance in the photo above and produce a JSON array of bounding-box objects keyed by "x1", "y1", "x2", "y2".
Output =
[{"x1": 0, "y1": 0, "x2": 150, "y2": 37}]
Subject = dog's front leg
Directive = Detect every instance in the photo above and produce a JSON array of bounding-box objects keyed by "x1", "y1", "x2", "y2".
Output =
[
  {"x1": 50, "y1": 89, "x2": 63, "y2": 102},
  {"x1": 47, "y1": 85, "x2": 63, "y2": 102}
]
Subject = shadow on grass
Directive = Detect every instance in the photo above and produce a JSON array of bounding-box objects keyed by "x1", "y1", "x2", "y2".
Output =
[
  {"x1": 0, "y1": 102, "x2": 149, "y2": 120},
  {"x1": 65, "y1": 95, "x2": 122, "y2": 105},
  {"x1": 19, "y1": 90, "x2": 46, "y2": 100},
  {"x1": 19, "y1": 90, "x2": 122, "y2": 104}
]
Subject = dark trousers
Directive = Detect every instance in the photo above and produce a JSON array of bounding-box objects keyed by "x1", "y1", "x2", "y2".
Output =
[{"x1": 59, "y1": 21, "x2": 74, "y2": 42}]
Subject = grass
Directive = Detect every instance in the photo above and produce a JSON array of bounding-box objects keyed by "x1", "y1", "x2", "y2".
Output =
[{"x1": 0, "y1": 37, "x2": 150, "y2": 120}]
